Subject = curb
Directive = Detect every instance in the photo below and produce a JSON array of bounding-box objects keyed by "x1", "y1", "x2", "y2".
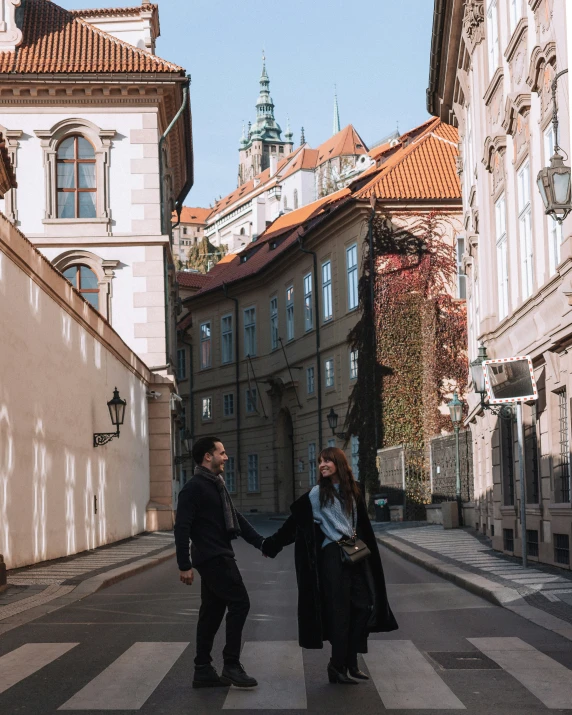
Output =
[
  {"x1": 378, "y1": 534, "x2": 572, "y2": 643},
  {"x1": 0, "y1": 548, "x2": 175, "y2": 636}
]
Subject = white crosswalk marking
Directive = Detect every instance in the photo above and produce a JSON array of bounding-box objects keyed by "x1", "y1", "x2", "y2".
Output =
[
  {"x1": 58, "y1": 642, "x2": 188, "y2": 711},
  {"x1": 0, "y1": 643, "x2": 78, "y2": 695},
  {"x1": 469, "y1": 637, "x2": 572, "y2": 709},
  {"x1": 363, "y1": 640, "x2": 466, "y2": 710},
  {"x1": 223, "y1": 641, "x2": 306, "y2": 710}
]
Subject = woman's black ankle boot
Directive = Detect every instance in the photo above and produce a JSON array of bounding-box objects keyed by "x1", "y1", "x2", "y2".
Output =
[
  {"x1": 327, "y1": 661, "x2": 358, "y2": 685},
  {"x1": 348, "y1": 666, "x2": 369, "y2": 680}
]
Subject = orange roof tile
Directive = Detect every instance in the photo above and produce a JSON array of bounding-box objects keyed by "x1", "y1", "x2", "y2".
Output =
[
  {"x1": 174, "y1": 207, "x2": 211, "y2": 224},
  {"x1": 356, "y1": 119, "x2": 460, "y2": 201},
  {"x1": 315, "y1": 125, "x2": 368, "y2": 166},
  {"x1": 0, "y1": 0, "x2": 183, "y2": 74},
  {"x1": 263, "y1": 188, "x2": 351, "y2": 239},
  {"x1": 176, "y1": 271, "x2": 213, "y2": 289},
  {"x1": 70, "y1": 4, "x2": 158, "y2": 18}
]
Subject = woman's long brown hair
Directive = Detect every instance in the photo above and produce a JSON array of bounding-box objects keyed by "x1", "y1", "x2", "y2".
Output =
[{"x1": 318, "y1": 447, "x2": 361, "y2": 515}]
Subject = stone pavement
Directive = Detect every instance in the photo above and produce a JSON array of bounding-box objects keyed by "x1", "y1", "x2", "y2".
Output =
[
  {"x1": 375, "y1": 523, "x2": 572, "y2": 642},
  {"x1": 0, "y1": 532, "x2": 175, "y2": 635}
]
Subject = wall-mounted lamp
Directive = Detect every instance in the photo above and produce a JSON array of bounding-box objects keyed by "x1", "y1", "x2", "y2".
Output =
[
  {"x1": 93, "y1": 388, "x2": 127, "y2": 447},
  {"x1": 327, "y1": 408, "x2": 346, "y2": 439},
  {"x1": 174, "y1": 429, "x2": 193, "y2": 465},
  {"x1": 470, "y1": 345, "x2": 513, "y2": 420}
]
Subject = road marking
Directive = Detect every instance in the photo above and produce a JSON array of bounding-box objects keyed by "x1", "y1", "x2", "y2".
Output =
[
  {"x1": 223, "y1": 641, "x2": 306, "y2": 710},
  {"x1": 363, "y1": 640, "x2": 465, "y2": 709},
  {"x1": 0, "y1": 643, "x2": 78, "y2": 694},
  {"x1": 469, "y1": 637, "x2": 572, "y2": 709},
  {"x1": 58, "y1": 642, "x2": 188, "y2": 710}
]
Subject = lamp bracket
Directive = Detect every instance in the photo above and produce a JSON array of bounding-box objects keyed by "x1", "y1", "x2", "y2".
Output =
[
  {"x1": 174, "y1": 454, "x2": 192, "y2": 465},
  {"x1": 93, "y1": 430, "x2": 120, "y2": 448},
  {"x1": 479, "y1": 397, "x2": 514, "y2": 421}
]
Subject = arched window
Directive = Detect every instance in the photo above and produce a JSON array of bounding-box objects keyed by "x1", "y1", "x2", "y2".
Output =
[
  {"x1": 293, "y1": 189, "x2": 299, "y2": 210},
  {"x1": 240, "y1": 227, "x2": 245, "y2": 235},
  {"x1": 63, "y1": 264, "x2": 99, "y2": 309},
  {"x1": 57, "y1": 136, "x2": 96, "y2": 218}
]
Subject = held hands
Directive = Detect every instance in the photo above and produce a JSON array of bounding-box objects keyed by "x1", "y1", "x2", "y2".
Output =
[{"x1": 180, "y1": 568, "x2": 194, "y2": 586}]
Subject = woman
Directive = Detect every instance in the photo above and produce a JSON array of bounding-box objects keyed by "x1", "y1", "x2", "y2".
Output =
[{"x1": 262, "y1": 447, "x2": 398, "y2": 684}]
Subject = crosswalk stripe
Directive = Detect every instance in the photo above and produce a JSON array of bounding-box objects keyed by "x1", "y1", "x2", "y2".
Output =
[
  {"x1": 0, "y1": 643, "x2": 78, "y2": 695},
  {"x1": 469, "y1": 637, "x2": 572, "y2": 709},
  {"x1": 363, "y1": 640, "x2": 466, "y2": 710},
  {"x1": 223, "y1": 641, "x2": 306, "y2": 710},
  {"x1": 58, "y1": 642, "x2": 188, "y2": 711}
]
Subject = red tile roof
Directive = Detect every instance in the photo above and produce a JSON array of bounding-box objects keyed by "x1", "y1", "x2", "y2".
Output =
[
  {"x1": 176, "y1": 271, "x2": 213, "y2": 289},
  {"x1": 355, "y1": 118, "x2": 461, "y2": 201},
  {"x1": 178, "y1": 312, "x2": 193, "y2": 331},
  {"x1": 0, "y1": 0, "x2": 182, "y2": 74},
  {"x1": 315, "y1": 125, "x2": 368, "y2": 166},
  {"x1": 174, "y1": 207, "x2": 211, "y2": 225},
  {"x1": 70, "y1": 4, "x2": 158, "y2": 18}
]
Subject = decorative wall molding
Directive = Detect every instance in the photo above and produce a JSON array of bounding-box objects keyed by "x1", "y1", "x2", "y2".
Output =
[
  {"x1": 34, "y1": 118, "x2": 116, "y2": 227},
  {"x1": 505, "y1": 18, "x2": 528, "y2": 62},
  {"x1": 462, "y1": 0, "x2": 485, "y2": 55},
  {"x1": 0, "y1": 0, "x2": 23, "y2": 51},
  {"x1": 0, "y1": 125, "x2": 22, "y2": 223},
  {"x1": 526, "y1": 41, "x2": 557, "y2": 91},
  {"x1": 484, "y1": 68, "x2": 504, "y2": 106},
  {"x1": 502, "y1": 93, "x2": 532, "y2": 135}
]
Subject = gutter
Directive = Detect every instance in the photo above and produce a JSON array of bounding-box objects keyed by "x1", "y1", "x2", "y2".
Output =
[{"x1": 426, "y1": 0, "x2": 446, "y2": 115}]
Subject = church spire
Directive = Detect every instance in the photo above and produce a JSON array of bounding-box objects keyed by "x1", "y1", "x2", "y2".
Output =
[
  {"x1": 333, "y1": 86, "x2": 341, "y2": 135},
  {"x1": 300, "y1": 127, "x2": 306, "y2": 146},
  {"x1": 285, "y1": 117, "x2": 293, "y2": 143}
]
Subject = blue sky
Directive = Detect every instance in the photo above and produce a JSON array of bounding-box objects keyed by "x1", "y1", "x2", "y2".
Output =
[{"x1": 60, "y1": 0, "x2": 435, "y2": 208}]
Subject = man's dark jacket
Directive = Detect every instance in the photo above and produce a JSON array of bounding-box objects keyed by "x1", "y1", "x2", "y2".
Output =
[
  {"x1": 262, "y1": 488, "x2": 398, "y2": 651},
  {"x1": 174, "y1": 473, "x2": 263, "y2": 571}
]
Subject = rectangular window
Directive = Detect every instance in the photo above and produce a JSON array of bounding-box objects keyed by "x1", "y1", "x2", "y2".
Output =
[
  {"x1": 456, "y1": 237, "x2": 467, "y2": 299},
  {"x1": 322, "y1": 260, "x2": 333, "y2": 321},
  {"x1": 244, "y1": 307, "x2": 256, "y2": 357},
  {"x1": 286, "y1": 285, "x2": 294, "y2": 341},
  {"x1": 221, "y1": 314, "x2": 233, "y2": 364},
  {"x1": 509, "y1": 0, "x2": 522, "y2": 33},
  {"x1": 554, "y1": 533, "x2": 570, "y2": 565},
  {"x1": 223, "y1": 393, "x2": 234, "y2": 417},
  {"x1": 246, "y1": 387, "x2": 258, "y2": 414},
  {"x1": 501, "y1": 417, "x2": 515, "y2": 506},
  {"x1": 526, "y1": 529, "x2": 539, "y2": 558},
  {"x1": 307, "y1": 366, "x2": 315, "y2": 395},
  {"x1": 351, "y1": 435, "x2": 359, "y2": 479},
  {"x1": 201, "y1": 397, "x2": 212, "y2": 421},
  {"x1": 350, "y1": 350, "x2": 358, "y2": 380},
  {"x1": 270, "y1": 297, "x2": 278, "y2": 350},
  {"x1": 517, "y1": 161, "x2": 533, "y2": 299},
  {"x1": 225, "y1": 456, "x2": 236, "y2": 493},
  {"x1": 503, "y1": 528, "x2": 514, "y2": 553},
  {"x1": 555, "y1": 390, "x2": 571, "y2": 503},
  {"x1": 327, "y1": 438, "x2": 336, "y2": 448},
  {"x1": 177, "y1": 347, "x2": 186, "y2": 380},
  {"x1": 545, "y1": 125, "x2": 563, "y2": 274},
  {"x1": 247, "y1": 454, "x2": 259, "y2": 492},
  {"x1": 200, "y1": 321, "x2": 211, "y2": 369},
  {"x1": 495, "y1": 195, "x2": 509, "y2": 320},
  {"x1": 325, "y1": 358, "x2": 334, "y2": 388},
  {"x1": 308, "y1": 443, "x2": 317, "y2": 486},
  {"x1": 486, "y1": 0, "x2": 499, "y2": 79},
  {"x1": 346, "y1": 244, "x2": 358, "y2": 310},
  {"x1": 304, "y1": 273, "x2": 313, "y2": 331},
  {"x1": 524, "y1": 403, "x2": 540, "y2": 504}
]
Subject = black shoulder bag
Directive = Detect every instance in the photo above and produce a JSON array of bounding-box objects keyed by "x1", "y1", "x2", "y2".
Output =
[{"x1": 338, "y1": 532, "x2": 370, "y2": 566}]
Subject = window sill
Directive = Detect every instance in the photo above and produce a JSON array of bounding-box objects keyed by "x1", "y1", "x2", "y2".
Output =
[
  {"x1": 42, "y1": 217, "x2": 111, "y2": 237},
  {"x1": 549, "y1": 503, "x2": 572, "y2": 516},
  {"x1": 246, "y1": 491, "x2": 261, "y2": 496},
  {"x1": 223, "y1": 415, "x2": 235, "y2": 420},
  {"x1": 500, "y1": 505, "x2": 516, "y2": 516}
]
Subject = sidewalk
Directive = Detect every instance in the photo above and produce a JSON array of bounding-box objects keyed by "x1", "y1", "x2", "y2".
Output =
[
  {"x1": 375, "y1": 523, "x2": 572, "y2": 642},
  {"x1": 0, "y1": 532, "x2": 175, "y2": 635}
]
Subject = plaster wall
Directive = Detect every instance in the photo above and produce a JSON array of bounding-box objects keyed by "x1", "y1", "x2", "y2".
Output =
[{"x1": 0, "y1": 213, "x2": 156, "y2": 569}]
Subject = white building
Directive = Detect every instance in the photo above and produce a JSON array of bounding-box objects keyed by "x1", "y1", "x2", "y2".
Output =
[{"x1": 0, "y1": 0, "x2": 193, "y2": 370}]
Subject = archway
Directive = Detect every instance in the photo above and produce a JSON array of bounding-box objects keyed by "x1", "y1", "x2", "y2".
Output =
[{"x1": 276, "y1": 408, "x2": 294, "y2": 513}]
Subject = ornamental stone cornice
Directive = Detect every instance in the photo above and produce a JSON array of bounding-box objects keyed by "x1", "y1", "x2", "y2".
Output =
[
  {"x1": 504, "y1": 17, "x2": 528, "y2": 61},
  {"x1": 462, "y1": 0, "x2": 485, "y2": 55},
  {"x1": 484, "y1": 68, "x2": 504, "y2": 106},
  {"x1": 526, "y1": 40, "x2": 556, "y2": 92},
  {"x1": 482, "y1": 133, "x2": 507, "y2": 172},
  {"x1": 502, "y1": 92, "x2": 532, "y2": 135}
]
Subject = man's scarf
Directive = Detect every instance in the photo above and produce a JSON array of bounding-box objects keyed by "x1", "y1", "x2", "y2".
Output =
[{"x1": 194, "y1": 465, "x2": 241, "y2": 539}]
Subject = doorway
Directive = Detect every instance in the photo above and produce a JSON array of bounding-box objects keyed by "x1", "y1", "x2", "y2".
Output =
[{"x1": 276, "y1": 409, "x2": 294, "y2": 513}]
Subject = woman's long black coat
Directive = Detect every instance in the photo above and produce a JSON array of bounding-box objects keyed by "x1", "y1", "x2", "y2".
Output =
[{"x1": 262, "y1": 489, "x2": 398, "y2": 651}]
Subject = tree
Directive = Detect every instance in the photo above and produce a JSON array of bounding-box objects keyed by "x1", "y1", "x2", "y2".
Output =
[{"x1": 185, "y1": 236, "x2": 228, "y2": 274}]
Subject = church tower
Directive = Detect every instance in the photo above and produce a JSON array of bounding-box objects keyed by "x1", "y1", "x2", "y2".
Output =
[{"x1": 238, "y1": 56, "x2": 294, "y2": 186}]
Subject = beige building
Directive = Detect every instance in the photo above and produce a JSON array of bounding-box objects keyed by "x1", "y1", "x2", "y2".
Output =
[
  {"x1": 429, "y1": 0, "x2": 572, "y2": 568},
  {"x1": 172, "y1": 207, "x2": 210, "y2": 266},
  {"x1": 177, "y1": 118, "x2": 462, "y2": 512}
]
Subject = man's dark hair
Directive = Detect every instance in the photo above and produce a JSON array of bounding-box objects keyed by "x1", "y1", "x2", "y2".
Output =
[{"x1": 192, "y1": 436, "x2": 223, "y2": 466}]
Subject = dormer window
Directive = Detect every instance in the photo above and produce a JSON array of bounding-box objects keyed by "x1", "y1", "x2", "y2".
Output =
[{"x1": 57, "y1": 136, "x2": 96, "y2": 218}]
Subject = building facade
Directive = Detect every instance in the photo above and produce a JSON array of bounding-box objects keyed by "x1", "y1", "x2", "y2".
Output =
[
  {"x1": 172, "y1": 206, "x2": 210, "y2": 266},
  {"x1": 0, "y1": 0, "x2": 193, "y2": 370},
  {"x1": 428, "y1": 0, "x2": 572, "y2": 568},
  {"x1": 177, "y1": 118, "x2": 462, "y2": 512}
]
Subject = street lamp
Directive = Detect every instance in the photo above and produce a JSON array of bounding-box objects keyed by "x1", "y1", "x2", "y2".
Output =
[
  {"x1": 327, "y1": 408, "x2": 346, "y2": 439},
  {"x1": 93, "y1": 387, "x2": 127, "y2": 447},
  {"x1": 447, "y1": 391, "x2": 464, "y2": 526},
  {"x1": 537, "y1": 69, "x2": 572, "y2": 224},
  {"x1": 470, "y1": 344, "x2": 513, "y2": 420},
  {"x1": 174, "y1": 429, "x2": 193, "y2": 465}
]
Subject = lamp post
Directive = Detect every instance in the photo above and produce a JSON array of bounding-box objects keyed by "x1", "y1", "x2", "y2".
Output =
[
  {"x1": 537, "y1": 68, "x2": 572, "y2": 224},
  {"x1": 447, "y1": 391, "x2": 464, "y2": 526},
  {"x1": 93, "y1": 387, "x2": 127, "y2": 447},
  {"x1": 470, "y1": 344, "x2": 513, "y2": 420},
  {"x1": 327, "y1": 408, "x2": 346, "y2": 439}
]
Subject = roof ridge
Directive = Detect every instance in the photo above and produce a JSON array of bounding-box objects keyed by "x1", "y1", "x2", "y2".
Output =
[{"x1": 424, "y1": 131, "x2": 458, "y2": 148}]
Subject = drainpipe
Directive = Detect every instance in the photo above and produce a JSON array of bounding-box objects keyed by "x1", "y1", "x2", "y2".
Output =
[
  {"x1": 159, "y1": 75, "x2": 193, "y2": 365},
  {"x1": 180, "y1": 333, "x2": 194, "y2": 478},
  {"x1": 298, "y1": 234, "x2": 323, "y2": 450},
  {"x1": 367, "y1": 198, "x2": 379, "y2": 453},
  {"x1": 223, "y1": 283, "x2": 243, "y2": 509}
]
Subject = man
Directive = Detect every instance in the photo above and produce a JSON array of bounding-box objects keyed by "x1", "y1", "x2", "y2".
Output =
[{"x1": 175, "y1": 436, "x2": 264, "y2": 689}]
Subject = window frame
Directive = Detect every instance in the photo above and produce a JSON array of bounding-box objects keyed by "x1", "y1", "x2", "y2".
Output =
[
  {"x1": 486, "y1": 0, "x2": 500, "y2": 80},
  {"x1": 325, "y1": 357, "x2": 335, "y2": 389},
  {"x1": 62, "y1": 264, "x2": 100, "y2": 310},
  {"x1": 270, "y1": 297, "x2": 278, "y2": 351},
  {"x1": 307, "y1": 366, "x2": 315, "y2": 395},
  {"x1": 243, "y1": 306, "x2": 257, "y2": 357},
  {"x1": 544, "y1": 125, "x2": 564, "y2": 274},
  {"x1": 56, "y1": 135, "x2": 97, "y2": 219},
  {"x1": 304, "y1": 273, "x2": 313, "y2": 331},
  {"x1": 308, "y1": 443, "x2": 317, "y2": 486},
  {"x1": 517, "y1": 161, "x2": 533, "y2": 300},
  {"x1": 199, "y1": 321, "x2": 212, "y2": 369},
  {"x1": 346, "y1": 244, "x2": 359, "y2": 311},
  {"x1": 349, "y1": 349, "x2": 358, "y2": 380},
  {"x1": 456, "y1": 237, "x2": 467, "y2": 299},
  {"x1": 286, "y1": 285, "x2": 294, "y2": 341},
  {"x1": 221, "y1": 313, "x2": 234, "y2": 364},
  {"x1": 223, "y1": 392, "x2": 235, "y2": 417},
  {"x1": 225, "y1": 456, "x2": 237, "y2": 494},
  {"x1": 201, "y1": 396, "x2": 213, "y2": 421},
  {"x1": 247, "y1": 454, "x2": 260, "y2": 492},
  {"x1": 322, "y1": 260, "x2": 333, "y2": 322},
  {"x1": 177, "y1": 347, "x2": 186, "y2": 381},
  {"x1": 495, "y1": 194, "x2": 509, "y2": 320},
  {"x1": 246, "y1": 387, "x2": 258, "y2": 414}
]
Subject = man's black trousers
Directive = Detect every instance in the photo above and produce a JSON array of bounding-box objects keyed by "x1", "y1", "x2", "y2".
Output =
[
  {"x1": 195, "y1": 555, "x2": 250, "y2": 666},
  {"x1": 320, "y1": 542, "x2": 372, "y2": 670}
]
